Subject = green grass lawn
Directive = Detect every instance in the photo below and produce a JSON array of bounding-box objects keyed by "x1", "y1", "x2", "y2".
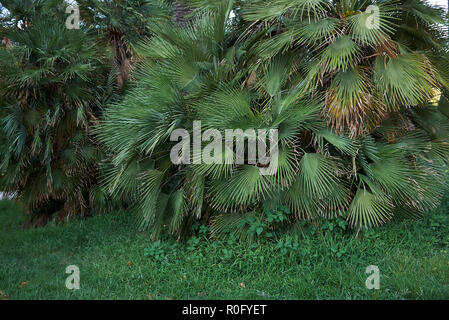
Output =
[{"x1": 1, "y1": 198, "x2": 449, "y2": 300}]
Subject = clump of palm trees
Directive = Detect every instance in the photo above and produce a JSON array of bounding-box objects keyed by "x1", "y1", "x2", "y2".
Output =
[
  {"x1": 0, "y1": 2, "x2": 110, "y2": 226},
  {"x1": 1, "y1": 0, "x2": 449, "y2": 238},
  {"x1": 0, "y1": 0, "x2": 168, "y2": 226}
]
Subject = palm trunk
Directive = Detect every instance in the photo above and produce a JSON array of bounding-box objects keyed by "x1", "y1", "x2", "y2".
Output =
[
  {"x1": 173, "y1": 0, "x2": 193, "y2": 27},
  {"x1": 2, "y1": 37, "x2": 10, "y2": 47},
  {"x1": 109, "y1": 29, "x2": 131, "y2": 89}
]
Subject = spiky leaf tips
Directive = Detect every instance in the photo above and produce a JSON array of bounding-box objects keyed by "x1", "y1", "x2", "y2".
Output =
[
  {"x1": 244, "y1": 0, "x2": 448, "y2": 137},
  {"x1": 0, "y1": 2, "x2": 114, "y2": 227},
  {"x1": 98, "y1": 0, "x2": 449, "y2": 238}
]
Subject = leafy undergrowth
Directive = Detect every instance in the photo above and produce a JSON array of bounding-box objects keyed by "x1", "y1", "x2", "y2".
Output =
[{"x1": 1, "y1": 199, "x2": 449, "y2": 300}]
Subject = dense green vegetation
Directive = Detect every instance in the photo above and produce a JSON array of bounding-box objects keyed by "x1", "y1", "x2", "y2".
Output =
[
  {"x1": 99, "y1": 0, "x2": 449, "y2": 239},
  {"x1": 0, "y1": 0, "x2": 170, "y2": 227},
  {"x1": 1, "y1": 0, "x2": 449, "y2": 301},
  {"x1": 1, "y1": 196, "x2": 449, "y2": 299},
  {"x1": 0, "y1": 10, "x2": 112, "y2": 227},
  {"x1": 1, "y1": 1, "x2": 448, "y2": 237}
]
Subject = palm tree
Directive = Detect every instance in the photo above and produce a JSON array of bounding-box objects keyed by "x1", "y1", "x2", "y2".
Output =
[
  {"x1": 78, "y1": 0, "x2": 171, "y2": 88},
  {"x1": 99, "y1": 0, "x2": 449, "y2": 238},
  {"x1": 173, "y1": 0, "x2": 193, "y2": 26},
  {"x1": 243, "y1": 0, "x2": 449, "y2": 135},
  {"x1": 98, "y1": 1, "x2": 242, "y2": 238},
  {"x1": 0, "y1": 3, "x2": 113, "y2": 227}
]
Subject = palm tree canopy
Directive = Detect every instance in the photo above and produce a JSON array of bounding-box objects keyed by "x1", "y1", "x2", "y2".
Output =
[{"x1": 98, "y1": 0, "x2": 449, "y2": 239}]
